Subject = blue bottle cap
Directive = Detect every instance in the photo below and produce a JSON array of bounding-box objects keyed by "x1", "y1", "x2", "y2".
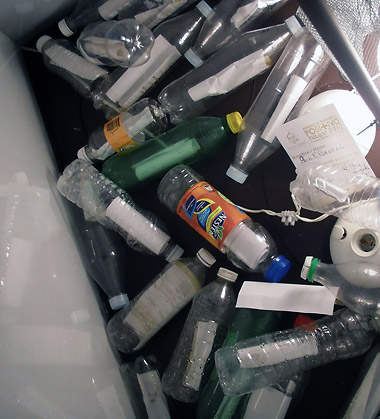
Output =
[{"x1": 264, "y1": 255, "x2": 291, "y2": 283}]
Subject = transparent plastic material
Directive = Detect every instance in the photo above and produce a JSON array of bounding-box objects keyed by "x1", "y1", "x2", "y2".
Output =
[
  {"x1": 101, "y1": 113, "x2": 242, "y2": 191},
  {"x1": 157, "y1": 165, "x2": 291, "y2": 279},
  {"x1": 118, "y1": 0, "x2": 199, "y2": 29},
  {"x1": 92, "y1": 2, "x2": 212, "y2": 116},
  {"x1": 78, "y1": 98, "x2": 168, "y2": 163},
  {"x1": 120, "y1": 355, "x2": 171, "y2": 419},
  {"x1": 162, "y1": 268, "x2": 238, "y2": 403},
  {"x1": 57, "y1": 159, "x2": 183, "y2": 262},
  {"x1": 185, "y1": 0, "x2": 289, "y2": 66},
  {"x1": 158, "y1": 23, "x2": 292, "y2": 125},
  {"x1": 289, "y1": 164, "x2": 380, "y2": 232},
  {"x1": 106, "y1": 248, "x2": 216, "y2": 353},
  {"x1": 197, "y1": 309, "x2": 280, "y2": 419},
  {"x1": 302, "y1": 256, "x2": 380, "y2": 316},
  {"x1": 227, "y1": 27, "x2": 330, "y2": 183},
  {"x1": 215, "y1": 309, "x2": 378, "y2": 397},
  {"x1": 36, "y1": 35, "x2": 109, "y2": 100},
  {"x1": 77, "y1": 19, "x2": 155, "y2": 67}
]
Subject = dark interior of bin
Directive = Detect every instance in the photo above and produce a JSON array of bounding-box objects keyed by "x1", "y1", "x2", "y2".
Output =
[{"x1": 20, "y1": 0, "x2": 380, "y2": 417}]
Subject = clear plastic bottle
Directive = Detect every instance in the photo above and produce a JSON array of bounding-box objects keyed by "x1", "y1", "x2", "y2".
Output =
[
  {"x1": 162, "y1": 267, "x2": 238, "y2": 403},
  {"x1": 106, "y1": 248, "x2": 216, "y2": 353},
  {"x1": 77, "y1": 19, "x2": 155, "y2": 67},
  {"x1": 289, "y1": 164, "x2": 380, "y2": 232},
  {"x1": 185, "y1": 0, "x2": 289, "y2": 67},
  {"x1": 301, "y1": 256, "x2": 380, "y2": 316},
  {"x1": 92, "y1": 1, "x2": 213, "y2": 115},
  {"x1": 215, "y1": 308, "x2": 380, "y2": 397},
  {"x1": 158, "y1": 19, "x2": 294, "y2": 125},
  {"x1": 157, "y1": 165, "x2": 291, "y2": 278},
  {"x1": 197, "y1": 309, "x2": 280, "y2": 419},
  {"x1": 101, "y1": 112, "x2": 242, "y2": 191},
  {"x1": 57, "y1": 159, "x2": 183, "y2": 262},
  {"x1": 36, "y1": 35, "x2": 109, "y2": 100},
  {"x1": 77, "y1": 98, "x2": 168, "y2": 163},
  {"x1": 226, "y1": 27, "x2": 330, "y2": 184},
  {"x1": 120, "y1": 355, "x2": 172, "y2": 419}
]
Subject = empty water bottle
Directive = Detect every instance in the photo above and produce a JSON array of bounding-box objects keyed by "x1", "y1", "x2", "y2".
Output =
[
  {"x1": 159, "y1": 20, "x2": 294, "y2": 124},
  {"x1": 162, "y1": 267, "x2": 238, "y2": 403},
  {"x1": 77, "y1": 98, "x2": 168, "y2": 163},
  {"x1": 185, "y1": 0, "x2": 289, "y2": 67},
  {"x1": 215, "y1": 308, "x2": 379, "y2": 397},
  {"x1": 157, "y1": 165, "x2": 291, "y2": 278},
  {"x1": 57, "y1": 159, "x2": 183, "y2": 262},
  {"x1": 289, "y1": 164, "x2": 380, "y2": 232},
  {"x1": 106, "y1": 248, "x2": 216, "y2": 353},
  {"x1": 77, "y1": 19, "x2": 155, "y2": 67},
  {"x1": 227, "y1": 26, "x2": 330, "y2": 183}
]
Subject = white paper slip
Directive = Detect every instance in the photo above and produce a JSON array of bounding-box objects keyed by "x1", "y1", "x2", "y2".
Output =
[
  {"x1": 274, "y1": 103, "x2": 374, "y2": 177},
  {"x1": 236, "y1": 281, "x2": 339, "y2": 315}
]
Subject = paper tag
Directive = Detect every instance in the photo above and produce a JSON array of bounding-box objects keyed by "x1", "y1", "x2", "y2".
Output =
[
  {"x1": 275, "y1": 103, "x2": 374, "y2": 176},
  {"x1": 236, "y1": 281, "x2": 338, "y2": 315}
]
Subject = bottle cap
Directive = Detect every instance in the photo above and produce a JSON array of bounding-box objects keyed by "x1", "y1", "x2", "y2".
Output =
[
  {"x1": 264, "y1": 255, "x2": 291, "y2": 283},
  {"x1": 226, "y1": 164, "x2": 248, "y2": 184},
  {"x1": 226, "y1": 112, "x2": 243, "y2": 134},
  {"x1": 196, "y1": 248, "x2": 216, "y2": 267},
  {"x1": 285, "y1": 15, "x2": 303, "y2": 35},
  {"x1": 217, "y1": 267, "x2": 238, "y2": 282},
  {"x1": 36, "y1": 35, "x2": 52, "y2": 52},
  {"x1": 301, "y1": 256, "x2": 319, "y2": 282},
  {"x1": 166, "y1": 244, "x2": 184, "y2": 263},
  {"x1": 109, "y1": 294, "x2": 130, "y2": 310},
  {"x1": 184, "y1": 48, "x2": 204, "y2": 68},
  {"x1": 58, "y1": 18, "x2": 74, "y2": 37},
  {"x1": 77, "y1": 146, "x2": 93, "y2": 163}
]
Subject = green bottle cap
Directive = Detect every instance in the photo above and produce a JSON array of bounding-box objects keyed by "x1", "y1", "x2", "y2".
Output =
[{"x1": 226, "y1": 112, "x2": 243, "y2": 134}]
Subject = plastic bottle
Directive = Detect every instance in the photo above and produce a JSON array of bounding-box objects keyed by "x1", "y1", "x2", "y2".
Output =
[
  {"x1": 185, "y1": 0, "x2": 289, "y2": 67},
  {"x1": 301, "y1": 256, "x2": 380, "y2": 316},
  {"x1": 289, "y1": 164, "x2": 380, "y2": 232},
  {"x1": 162, "y1": 267, "x2": 238, "y2": 403},
  {"x1": 92, "y1": 1, "x2": 213, "y2": 116},
  {"x1": 215, "y1": 308, "x2": 380, "y2": 397},
  {"x1": 36, "y1": 35, "x2": 109, "y2": 100},
  {"x1": 157, "y1": 165, "x2": 291, "y2": 278},
  {"x1": 226, "y1": 27, "x2": 330, "y2": 184},
  {"x1": 120, "y1": 355, "x2": 172, "y2": 419},
  {"x1": 197, "y1": 309, "x2": 280, "y2": 419},
  {"x1": 77, "y1": 19, "x2": 155, "y2": 67},
  {"x1": 77, "y1": 98, "x2": 168, "y2": 163},
  {"x1": 58, "y1": 0, "x2": 133, "y2": 36},
  {"x1": 57, "y1": 159, "x2": 183, "y2": 262},
  {"x1": 158, "y1": 19, "x2": 295, "y2": 125},
  {"x1": 106, "y1": 248, "x2": 216, "y2": 353},
  {"x1": 118, "y1": 0, "x2": 199, "y2": 29},
  {"x1": 101, "y1": 112, "x2": 243, "y2": 191}
]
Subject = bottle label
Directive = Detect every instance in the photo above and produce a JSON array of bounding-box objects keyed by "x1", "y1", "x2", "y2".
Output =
[
  {"x1": 183, "y1": 320, "x2": 218, "y2": 391},
  {"x1": 124, "y1": 262, "x2": 201, "y2": 350},
  {"x1": 230, "y1": 1, "x2": 259, "y2": 28},
  {"x1": 135, "y1": 1, "x2": 188, "y2": 28},
  {"x1": 105, "y1": 35, "x2": 181, "y2": 108},
  {"x1": 176, "y1": 181, "x2": 249, "y2": 250},
  {"x1": 98, "y1": 0, "x2": 128, "y2": 19},
  {"x1": 188, "y1": 50, "x2": 270, "y2": 102},
  {"x1": 104, "y1": 115, "x2": 138, "y2": 153}
]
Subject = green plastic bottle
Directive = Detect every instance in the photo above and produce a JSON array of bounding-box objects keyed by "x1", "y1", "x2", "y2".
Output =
[
  {"x1": 196, "y1": 308, "x2": 280, "y2": 419},
  {"x1": 101, "y1": 112, "x2": 243, "y2": 191}
]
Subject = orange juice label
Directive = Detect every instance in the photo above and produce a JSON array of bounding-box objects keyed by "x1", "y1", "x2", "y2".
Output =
[
  {"x1": 177, "y1": 181, "x2": 249, "y2": 250},
  {"x1": 104, "y1": 115, "x2": 138, "y2": 153}
]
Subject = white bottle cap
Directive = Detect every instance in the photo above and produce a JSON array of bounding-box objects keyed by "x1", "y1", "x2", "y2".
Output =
[
  {"x1": 196, "y1": 248, "x2": 216, "y2": 267},
  {"x1": 226, "y1": 165, "x2": 248, "y2": 184},
  {"x1": 36, "y1": 35, "x2": 52, "y2": 52},
  {"x1": 165, "y1": 244, "x2": 184, "y2": 262},
  {"x1": 58, "y1": 18, "x2": 74, "y2": 37},
  {"x1": 217, "y1": 267, "x2": 238, "y2": 282},
  {"x1": 285, "y1": 15, "x2": 303, "y2": 35},
  {"x1": 196, "y1": 0, "x2": 213, "y2": 18},
  {"x1": 184, "y1": 48, "x2": 204, "y2": 68},
  {"x1": 77, "y1": 146, "x2": 93, "y2": 163},
  {"x1": 109, "y1": 294, "x2": 130, "y2": 310},
  {"x1": 300, "y1": 256, "x2": 314, "y2": 280}
]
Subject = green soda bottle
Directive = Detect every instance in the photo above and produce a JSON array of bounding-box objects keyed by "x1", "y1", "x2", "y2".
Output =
[
  {"x1": 197, "y1": 308, "x2": 280, "y2": 419},
  {"x1": 101, "y1": 112, "x2": 243, "y2": 191}
]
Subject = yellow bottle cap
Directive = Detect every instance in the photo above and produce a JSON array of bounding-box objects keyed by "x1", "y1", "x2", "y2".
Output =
[{"x1": 226, "y1": 112, "x2": 243, "y2": 134}]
